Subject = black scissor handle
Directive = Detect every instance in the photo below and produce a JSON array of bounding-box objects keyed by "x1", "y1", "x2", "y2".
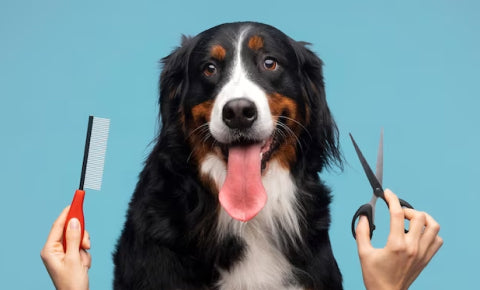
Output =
[
  {"x1": 351, "y1": 203, "x2": 376, "y2": 240},
  {"x1": 399, "y1": 198, "x2": 414, "y2": 233},
  {"x1": 399, "y1": 198, "x2": 413, "y2": 209},
  {"x1": 352, "y1": 196, "x2": 414, "y2": 239}
]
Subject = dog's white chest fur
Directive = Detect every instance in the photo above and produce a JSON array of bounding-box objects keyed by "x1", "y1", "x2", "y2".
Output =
[
  {"x1": 201, "y1": 154, "x2": 304, "y2": 289},
  {"x1": 216, "y1": 230, "x2": 301, "y2": 290}
]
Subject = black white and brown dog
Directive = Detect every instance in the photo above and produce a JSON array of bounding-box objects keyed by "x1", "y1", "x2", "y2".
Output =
[{"x1": 114, "y1": 22, "x2": 343, "y2": 289}]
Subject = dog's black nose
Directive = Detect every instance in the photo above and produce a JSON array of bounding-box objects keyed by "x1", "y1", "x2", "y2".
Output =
[{"x1": 222, "y1": 98, "x2": 257, "y2": 129}]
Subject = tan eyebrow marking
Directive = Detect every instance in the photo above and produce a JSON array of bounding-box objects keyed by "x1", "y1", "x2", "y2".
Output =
[
  {"x1": 210, "y1": 45, "x2": 226, "y2": 60},
  {"x1": 248, "y1": 35, "x2": 264, "y2": 51}
]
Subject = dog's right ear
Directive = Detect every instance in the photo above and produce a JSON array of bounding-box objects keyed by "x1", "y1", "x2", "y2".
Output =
[
  {"x1": 290, "y1": 40, "x2": 342, "y2": 171},
  {"x1": 159, "y1": 35, "x2": 195, "y2": 128}
]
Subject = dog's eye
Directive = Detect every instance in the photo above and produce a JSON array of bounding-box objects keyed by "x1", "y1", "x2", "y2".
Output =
[
  {"x1": 263, "y1": 57, "x2": 278, "y2": 71},
  {"x1": 203, "y1": 63, "x2": 217, "y2": 77}
]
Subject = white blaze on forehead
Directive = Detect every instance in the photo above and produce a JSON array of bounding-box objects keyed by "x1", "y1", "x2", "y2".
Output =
[{"x1": 209, "y1": 27, "x2": 274, "y2": 144}]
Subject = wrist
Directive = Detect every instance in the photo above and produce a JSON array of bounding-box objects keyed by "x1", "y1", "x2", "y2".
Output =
[
  {"x1": 363, "y1": 277, "x2": 406, "y2": 290},
  {"x1": 365, "y1": 283, "x2": 406, "y2": 290}
]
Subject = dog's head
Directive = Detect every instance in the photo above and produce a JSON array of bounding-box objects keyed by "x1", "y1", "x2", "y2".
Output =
[{"x1": 159, "y1": 22, "x2": 340, "y2": 221}]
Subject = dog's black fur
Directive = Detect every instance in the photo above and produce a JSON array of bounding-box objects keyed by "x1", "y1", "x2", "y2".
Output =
[{"x1": 113, "y1": 22, "x2": 343, "y2": 289}]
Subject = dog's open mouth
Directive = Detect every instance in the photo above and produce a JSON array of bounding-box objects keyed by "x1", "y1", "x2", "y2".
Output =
[
  {"x1": 218, "y1": 136, "x2": 276, "y2": 222},
  {"x1": 220, "y1": 136, "x2": 276, "y2": 171}
]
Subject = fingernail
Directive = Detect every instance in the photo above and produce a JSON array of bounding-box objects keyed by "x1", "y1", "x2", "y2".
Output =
[{"x1": 69, "y1": 218, "x2": 80, "y2": 230}]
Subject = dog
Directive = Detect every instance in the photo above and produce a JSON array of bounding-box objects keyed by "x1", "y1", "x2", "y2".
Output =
[{"x1": 113, "y1": 22, "x2": 343, "y2": 290}]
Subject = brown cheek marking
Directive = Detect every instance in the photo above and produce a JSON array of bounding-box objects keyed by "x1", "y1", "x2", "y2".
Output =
[
  {"x1": 268, "y1": 93, "x2": 299, "y2": 121},
  {"x1": 268, "y1": 93, "x2": 305, "y2": 169},
  {"x1": 191, "y1": 100, "x2": 213, "y2": 124},
  {"x1": 211, "y1": 45, "x2": 226, "y2": 61},
  {"x1": 248, "y1": 35, "x2": 264, "y2": 51},
  {"x1": 188, "y1": 101, "x2": 224, "y2": 198},
  {"x1": 186, "y1": 100, "x2": 222, "y2": 183}
]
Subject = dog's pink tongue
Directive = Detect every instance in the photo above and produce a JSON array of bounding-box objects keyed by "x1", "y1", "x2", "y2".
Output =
[{"x1": 219, "y1": 144, "x2": 267, "y2": 222}]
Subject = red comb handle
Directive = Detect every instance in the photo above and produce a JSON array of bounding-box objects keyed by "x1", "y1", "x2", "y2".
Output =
[{"x1": 62, "y1": 189, "x2": 85, "y2": 252}]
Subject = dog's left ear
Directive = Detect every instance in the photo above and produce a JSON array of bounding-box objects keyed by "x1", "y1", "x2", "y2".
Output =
[
  {"x1": 291, "y1": 41, "x2": 342, "y2": 170},
  {"x1": 159, "y1": 35, "x2": 196, "y2": 128}
]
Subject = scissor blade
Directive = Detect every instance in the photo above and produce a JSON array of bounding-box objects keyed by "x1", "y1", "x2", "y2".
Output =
[
  {"x1": 349, "y1": 133, "x2": 384, "y2": 198},
  {"x1": 376, "y1": 129, "x2": 384, "y2": 186}
]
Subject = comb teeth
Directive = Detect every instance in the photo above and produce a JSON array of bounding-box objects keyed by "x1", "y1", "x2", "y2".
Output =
[{"x1": 81, "y1": 116, "x2": 110, "y2": 191}]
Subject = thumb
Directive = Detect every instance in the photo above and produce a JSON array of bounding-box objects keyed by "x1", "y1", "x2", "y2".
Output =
[
  {"x1": 65, "y1": 218, "x2": 82, "y2": 258},
  {"x1": 356, "y1": 216, "x2": 374, "y2": 254}
]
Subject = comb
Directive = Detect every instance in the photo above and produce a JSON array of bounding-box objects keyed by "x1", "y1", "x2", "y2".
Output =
[{"x1": 63, "y1": 116, "x2": 110, "y2": 251}]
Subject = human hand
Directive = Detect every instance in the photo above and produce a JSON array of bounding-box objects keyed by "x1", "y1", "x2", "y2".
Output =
[
  {"x1": 41, "y1": 206, "x2": 91, "y2": 290},
  {"x1": 355, "y1": 189, "x2": 443, "y2": 290}
]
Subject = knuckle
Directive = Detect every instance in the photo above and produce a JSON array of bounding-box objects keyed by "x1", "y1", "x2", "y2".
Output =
[
  {"x1": 407, "y1": 245, "x2": 419, "y2": 258},
  {"x1": 391, "y1": 208, "x2": 404, "y2": 219},
  {"x1": 64, "y1": 253, "x2": 76, "y2": 264},
  {"x1": 390, "y1": 240, "x2": 407, "y2": 253},
  {"x1": 416, "y1": 211, "x2": 427, "y2": 222},
  {"x1": 431, "y1": 222, "x2": 441, "y2": 233},
  {"x1": 358, "y1": 247, "x2": 369, "y2": 258},
  {"x1": 437, "y1": 236, "x2": 444, "y2": 247},
  {"x1": 40, "y1": 250, "x2": 47, "y2": 261}
]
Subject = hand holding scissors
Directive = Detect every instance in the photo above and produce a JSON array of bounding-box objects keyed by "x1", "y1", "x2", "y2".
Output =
[{"x1": 350, "y1": 130, "x2": 413, "y2": 239}]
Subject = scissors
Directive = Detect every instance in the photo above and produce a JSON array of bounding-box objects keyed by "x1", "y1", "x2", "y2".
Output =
[{"x1": 350, "y1": 130, "x2": 413, "y2": 239}]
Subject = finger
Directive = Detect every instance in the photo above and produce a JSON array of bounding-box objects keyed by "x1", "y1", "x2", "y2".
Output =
[
  {"x1": 420, "y1": 235, "x2": 443, "y2": 270},
  {"x1": 404, "y1": 208, "x2": 426, "y2": 240},
  {"x1": 421, "y1": 212, "x2": 441, "y2": 245},
  {"x1": 419, "y1": 212, "x2": 442, "y2": 261},
  {"x1": 65, "y1": 218, "x2": 82, "y2": 260},
  {"x1": 423, "y1": 236, "x2": 443, "y2": 266},
  {"x1": 45, "y1": 206, "x2": 71, "y2": 245},
  {"x1": 355, "y1": 216, "x2": 374, "y2": 256},
  {"x1": 82, "y1": 230, "x2": 91, "y2": 250},
  {"x1": 80, "y1": 249, "x2": 92, "y2": 269},
  {"x1": 384, "y1": 189, "x2": 405, "y2": 239}
]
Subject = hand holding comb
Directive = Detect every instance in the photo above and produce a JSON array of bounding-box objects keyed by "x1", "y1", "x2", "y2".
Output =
[{"x1": 63, "y1": 116, "x2": 110, "y2": 251}]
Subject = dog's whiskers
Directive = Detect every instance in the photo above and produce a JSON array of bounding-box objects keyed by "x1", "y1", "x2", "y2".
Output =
[
  {"x1": 275, "y1": 121, "x2": 304, "y2": 153},
  {"x1": 186, "y1": 123, "x2": 210, "y2": 141},
  {"x1": 276, "y1": 115, "x2": 312, "y2": 140},
  {"x1": 186, "y1": 123, "x2": 214, "y2": 163}
]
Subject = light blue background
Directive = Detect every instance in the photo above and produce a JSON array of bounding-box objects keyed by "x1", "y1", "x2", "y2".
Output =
[{"x1": 1, "y1": 0, "x2": 478, "y2": 289}]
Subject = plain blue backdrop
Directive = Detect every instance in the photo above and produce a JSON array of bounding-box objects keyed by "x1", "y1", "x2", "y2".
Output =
[{"x1": 1, "y1": 0, "x2": 478, "y2": 289}]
